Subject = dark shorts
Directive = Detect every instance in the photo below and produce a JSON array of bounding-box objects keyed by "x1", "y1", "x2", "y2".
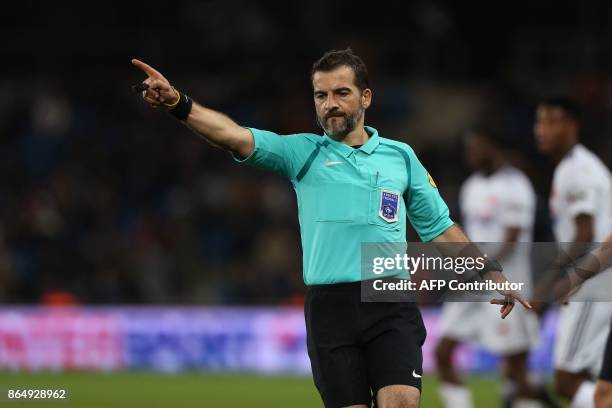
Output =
[
  {"x1": 305, "y1": 281, "x2": 426, "y2": 408},
  {"x1": 600, "y1": 322, "x2": 612, "y2": 382}
]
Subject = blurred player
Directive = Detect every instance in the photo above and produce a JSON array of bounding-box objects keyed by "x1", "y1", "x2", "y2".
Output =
[
  {"x1": 435, "y1": 127, "x2": 546, "y2": 408},
  {"x1": 551, "y1": 234, "x2": 612, "y2": 408},
  {"x1": 534, "y1": 97, "x2": 612, "y2": 408}
]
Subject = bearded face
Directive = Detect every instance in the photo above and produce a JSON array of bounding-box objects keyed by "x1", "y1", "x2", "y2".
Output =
[
  {"x1": 312, "y1": 66, "x2": 371, "y2": 141},
  {"x1": 317, "y1": 104, "x2": 365, "y2": 140}
]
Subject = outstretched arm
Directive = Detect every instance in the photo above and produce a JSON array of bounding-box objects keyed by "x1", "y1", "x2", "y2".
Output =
[{"x1": 131, "y1": 59, "x2": 254, "y2": 157}]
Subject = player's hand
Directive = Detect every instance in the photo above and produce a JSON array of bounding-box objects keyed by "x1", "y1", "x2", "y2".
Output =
[{"x1": 131, "y1": 59, "x2": 179, "y2": 108}]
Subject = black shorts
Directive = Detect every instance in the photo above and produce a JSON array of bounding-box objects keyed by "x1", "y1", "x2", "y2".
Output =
[
  {"x1": 305, "y1": 281, "x2": 426, "y2": 408},
  {"x1": 600, "y1": 322, "x2": 612, "y2": 381}
]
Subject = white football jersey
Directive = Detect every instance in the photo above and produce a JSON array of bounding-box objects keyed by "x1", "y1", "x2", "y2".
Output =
[
  {"x1": 550, "y1": 144, "x2": 612, "y2": 242},
  {"x1": 460, "y1": 165, "x2": 536, "y2": 294},
  {"x1": 460, "y1": 165, "x2": 535, "y2": 242},
  {"x1": 550, "y1": 144, "x2": 612, "y2": 300}
]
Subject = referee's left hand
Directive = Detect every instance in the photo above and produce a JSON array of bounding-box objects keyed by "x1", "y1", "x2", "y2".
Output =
[
  {"x1": 490, "y1": 291, "x2": 531, "y2": 319},
  {"x1": 486, "y1": 270, "x2": 532, "y2": 319}
]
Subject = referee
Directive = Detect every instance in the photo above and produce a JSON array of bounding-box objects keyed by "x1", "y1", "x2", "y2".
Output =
[{"x1": 132, "y1": 49, "x2": 530, "y2": 408}]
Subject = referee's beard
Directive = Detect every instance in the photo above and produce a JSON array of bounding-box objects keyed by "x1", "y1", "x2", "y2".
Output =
[{"x1": 318, "y1": 106, "x2": 364, "y2": 141}]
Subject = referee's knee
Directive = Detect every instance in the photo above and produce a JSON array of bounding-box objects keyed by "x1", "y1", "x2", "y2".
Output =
[
  {"x1": 376, "y1": 385, "x2": 420, "y2": 408},
  {"x1": 595, "y1": 380, "x2": 612, "y2": 408}
]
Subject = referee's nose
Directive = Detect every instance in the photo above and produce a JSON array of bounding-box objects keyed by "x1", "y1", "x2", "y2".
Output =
[{"x1": 323, "y1": 93, "x2": 340, "y2": 113}]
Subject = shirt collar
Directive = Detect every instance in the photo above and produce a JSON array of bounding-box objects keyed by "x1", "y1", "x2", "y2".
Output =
[
  {"x1": 360, "y1": 126, "x2": 380, "y2": 154},
  {"x1": 322, "y1": 126, "x2": 381, "y2": 157}
]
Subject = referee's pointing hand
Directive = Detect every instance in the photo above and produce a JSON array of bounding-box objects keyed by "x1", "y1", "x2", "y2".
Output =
[{"x1": 131, "y1": 59, "x2": 179, "y2": 108}]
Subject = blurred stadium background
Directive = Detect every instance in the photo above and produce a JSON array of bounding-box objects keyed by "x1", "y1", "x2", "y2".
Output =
[{"x1": 1, "y1": 0, "x2": 612, "y2": 406}]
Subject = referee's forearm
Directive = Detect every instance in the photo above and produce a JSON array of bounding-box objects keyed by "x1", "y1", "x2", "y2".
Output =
[
  {"x1": 432, "y1": 224, "x2": 500, "y2": 279},
  {"x1": 431, "y1": 224, "x2": 470, "y2": 244},
  {"x1": 182, "y1": 101, "x2": 254, "y2": 157}
]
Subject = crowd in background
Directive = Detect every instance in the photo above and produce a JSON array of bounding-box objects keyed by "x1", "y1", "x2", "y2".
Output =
[{"x1": 1, "y1": 0, "x2": 612, "y2": 304}]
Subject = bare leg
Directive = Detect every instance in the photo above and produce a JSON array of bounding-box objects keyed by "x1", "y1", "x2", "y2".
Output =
[
  {"x1": 554, "y1": 369, "x2": 591, "y2": 400},
  {"x1": 435, "y1": 337, "x2": 462, "y2": 384},
  {"x1": 504, "y1": 352, "x2": 538, "y2": 399},
  {"x1": 376, "y1": 384, "x2": 420, "y2": 408}
]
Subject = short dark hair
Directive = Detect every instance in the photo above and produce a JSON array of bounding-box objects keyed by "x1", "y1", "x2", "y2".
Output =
[
  {"x1": 311, "y1": 48, "x2": 370, "y2": 90},
  {"x1": 539, "y1": 96, "x2": 582, "y2": 122}
]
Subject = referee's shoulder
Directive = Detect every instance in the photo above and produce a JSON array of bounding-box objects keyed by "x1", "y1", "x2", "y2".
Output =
[
  {"x1": 378, "y1": 136, "x2": 418, "y2": 157},
  {"x1": 279, "y1": 132, "x2": 321, "y2": 147}
]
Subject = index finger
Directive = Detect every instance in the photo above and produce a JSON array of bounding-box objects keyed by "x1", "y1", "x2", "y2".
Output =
[{"x1": 131, "y1": 59, "x2": 163, "y2": 78}]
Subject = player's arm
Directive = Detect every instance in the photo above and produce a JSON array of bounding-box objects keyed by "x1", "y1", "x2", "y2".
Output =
[
  {"x1": 532, "y1": 217, "x2": 596, "y2": 305},
  {"x1": 561, "y1": 176, "x2": 597, "y2": 260},
  {"x1": 549, "y1": 213, "x2": 595, "y2": 287},
  {"x1": 535, "y1": 174, "x2": 598, "y2": 302},
  {"x1": 432, "y1": 224, "x2": 532, "y2": 318},
  {"x1": 553, "y1": 233, "x2": 612, "y2": 301},
  {"x1": 131, "y1": 59, "x2": 253, "y2": 158},
  {"x1": 574, "y1": 213, "x2": 594, "y2": 242}
]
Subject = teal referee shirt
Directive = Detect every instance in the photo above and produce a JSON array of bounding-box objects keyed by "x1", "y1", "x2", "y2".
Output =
[{"x1": 234, "y1": 126, "x2": 454, "y2": 285}]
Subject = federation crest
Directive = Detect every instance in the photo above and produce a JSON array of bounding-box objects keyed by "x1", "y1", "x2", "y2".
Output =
[{"x1": 379, "y1": 190, "x2": 400, "y2": 223}]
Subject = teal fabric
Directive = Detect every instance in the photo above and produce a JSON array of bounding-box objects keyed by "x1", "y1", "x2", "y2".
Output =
[{"x1": 233, "y1": 126, "x2": 454, "y2": 285}]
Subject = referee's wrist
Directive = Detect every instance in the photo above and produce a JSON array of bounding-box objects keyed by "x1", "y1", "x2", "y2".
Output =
[
  {"x1": 163, "y1": 87, "x2": 181, "y2": 108},
  {"x1": 478, "y1": 259, "x2": 503, "y2": 279},
  {"x1": 165, "y1": 88, "x2": 193, "y2": 121}
]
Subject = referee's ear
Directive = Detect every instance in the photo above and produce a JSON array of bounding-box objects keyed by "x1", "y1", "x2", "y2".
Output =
[{"x1": 361, "y1": 88, "x2": 372, "y2": 109}]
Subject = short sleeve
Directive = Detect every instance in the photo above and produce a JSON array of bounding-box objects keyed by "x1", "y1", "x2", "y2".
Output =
[
  {"x1": 405, "y1": 148, "x2": 454, "y2": 241},
  {"x1": 564, "y1": 178, "x2": 598, "y2": 218},
  {"x1": 232, "y1": 128, "x2": 296, "y2": 178}
]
